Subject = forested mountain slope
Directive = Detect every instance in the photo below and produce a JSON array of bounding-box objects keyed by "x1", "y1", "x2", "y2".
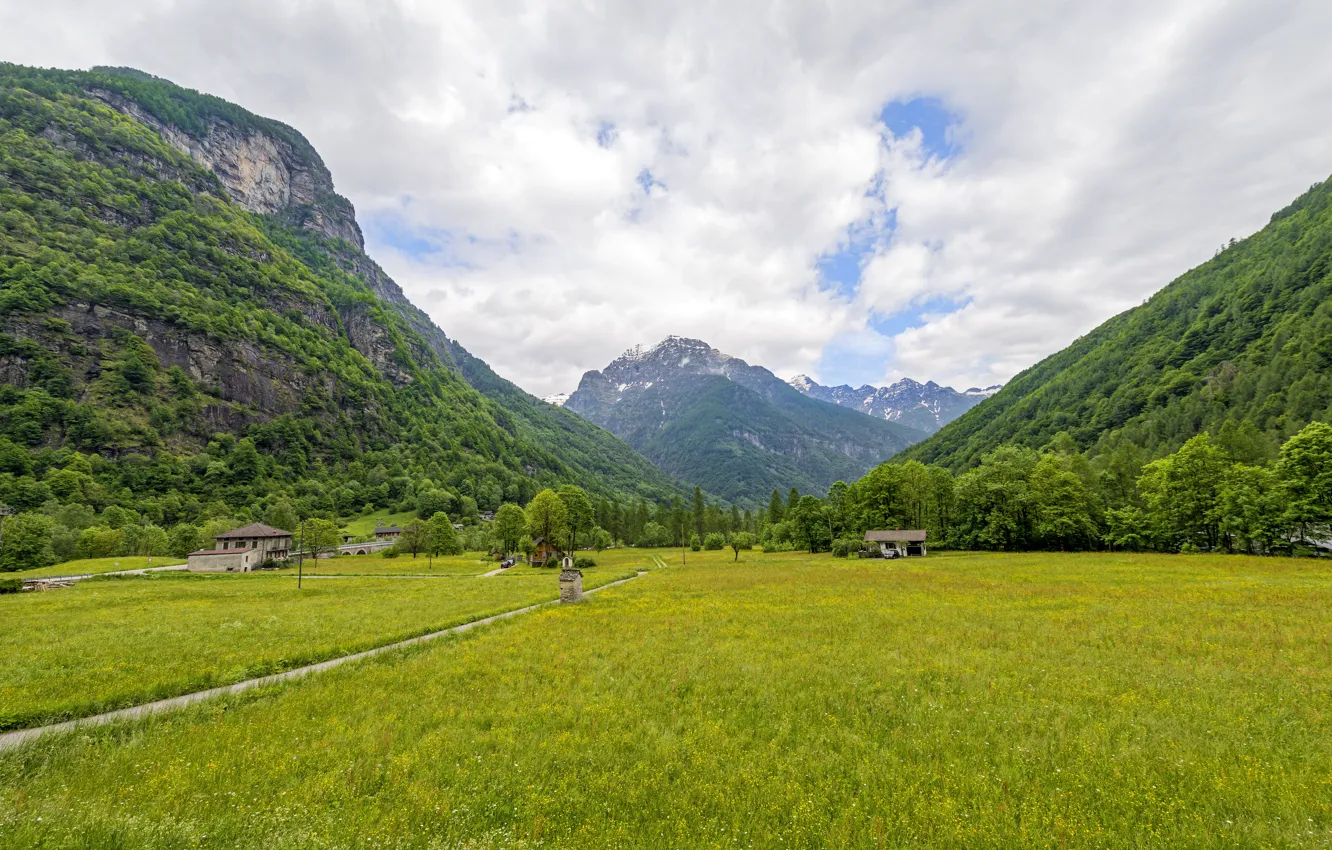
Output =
[
  {"x1": 565, "y1": 337, "x2": 925, "y2": 502},
  {"x1": 899, "y1": 174, "x2": 1332, "y2": 471},
  {"x1": 0, "y1": 63, "x2": 679, "y2": 522}
]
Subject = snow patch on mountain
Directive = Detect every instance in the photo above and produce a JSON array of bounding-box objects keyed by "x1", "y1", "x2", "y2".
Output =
[{"x1": 785, "y1": 375, "x2": 1001, "y2": 434}]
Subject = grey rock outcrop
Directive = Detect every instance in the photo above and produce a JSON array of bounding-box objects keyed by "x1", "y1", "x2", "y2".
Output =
[{"x1": 89, "y1": 89, "x2": 364, "y2": 249}]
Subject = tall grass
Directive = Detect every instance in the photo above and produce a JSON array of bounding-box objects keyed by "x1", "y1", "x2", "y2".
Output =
[
  {"x1": 0, "y1": 569, "x2": 634, "y2": 730},
  {"x1": 0, "y1": 551, "x2": 1328, "y2": 847}
]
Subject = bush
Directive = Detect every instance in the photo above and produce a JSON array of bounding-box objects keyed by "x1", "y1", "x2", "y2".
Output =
[
  {"x1": 762, "y1": 542, "x2": 795, "y2": 553},
  {"x1": 702, "y1": 532, "x2": 725, "y2": 551},
  {"x1": 573, "y1": 556, "x2": 596, "y2": 569},
  {"x1": 731, "y1": 532, "x2": 757, "y2": 551},
  {"x1": 689, "y1": 533, "x2": 701, "y2": 552},
  {"x1": 830, "y1": 538, "x2": 859, "y2": 558},
  {"x1": 380, "y1": 550, "x2": 399, "y2": 559},
  {"x1": 0, "y1": 577, "x2": 22, "y2": 594}
]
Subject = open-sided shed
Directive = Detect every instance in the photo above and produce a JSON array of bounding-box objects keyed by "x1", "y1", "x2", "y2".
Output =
[{"x1": 864, "y1": 530, "x2": 928, "y2": 558}]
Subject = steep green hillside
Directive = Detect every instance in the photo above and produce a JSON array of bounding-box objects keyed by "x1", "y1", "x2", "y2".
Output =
[
  {"x1": 0, "y1": 63, "x2": 678, "y2": 523},
  {"x1": 901, "y1": 175, "x2": 1332, "y2": 470}
]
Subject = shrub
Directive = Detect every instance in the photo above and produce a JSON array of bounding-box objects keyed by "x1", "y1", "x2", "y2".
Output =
[
  {"x1": 0, "y1": 577, "x2": 23, "y2": 594},
  {"x1": 573, "y1": 556, "x2": 596, "y2": 569},
  {"x1": 702, "y1": 533, "x2": 725, "y2": 551},
  {"x1": 762, "y1": 542, "x2": 795, "y2": 553},
  {"x1": 830, "y1": 538, "x2": 859, "y2": 558},
  {"x1": 380, "y1": 550, "x2": 399, "y2": 559},
  {"x1": 689, "y1": 533, "x2": 701, "y2": 552}
]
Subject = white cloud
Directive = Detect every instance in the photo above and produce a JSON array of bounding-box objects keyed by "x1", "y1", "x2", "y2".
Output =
[{"x1": 3, "y1": 0, "x2": 1332, "y2": 394}]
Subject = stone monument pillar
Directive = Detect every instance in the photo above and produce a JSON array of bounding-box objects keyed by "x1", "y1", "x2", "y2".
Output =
[{"x1": 559, "y1": 555, "x2": 583, "y2": 603}]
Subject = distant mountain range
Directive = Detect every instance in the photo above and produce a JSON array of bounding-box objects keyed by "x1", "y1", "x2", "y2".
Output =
[
  {"x1": 786, "y1": 375, "x2": 1000, "y2": 434},
  {"x1": 563, "y1": 337, "x2": 926, "y2": 503}
]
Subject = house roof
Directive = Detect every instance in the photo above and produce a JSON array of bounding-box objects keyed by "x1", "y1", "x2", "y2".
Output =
[
  {"x1": 375, "y1": 526, "x2": 404, "y2": 534},
  {"x1": 865, "y1": 530, "x2": 928, "y2": 543},
  {"x1": 215, "y1": 522, "x2": 292, "y2": 539},
  {"x1": 189, "y1": 548, "x2": 252, "y2": 555}
]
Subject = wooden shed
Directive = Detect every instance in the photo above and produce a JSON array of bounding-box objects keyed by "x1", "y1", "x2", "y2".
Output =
[{"x1": 864, "y1": 530, "x2": 928, "y2": 558}]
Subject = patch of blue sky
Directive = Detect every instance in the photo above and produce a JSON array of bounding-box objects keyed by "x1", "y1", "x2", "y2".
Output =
[
  {"x1": 816, "y1": 208, "x2": 897, "y2": 300},
  {"x1": 636, "y1": 168, "x2": 665, "y2": 193},
  {"x1": 364, "y1": 211, "x2": 475, "y2": 268},
  {"x1": 596, "y1": 121, "x2": 617, "y2": 148},
  {"x1": 879, "y1": 96, "x2": 961, "y2": 159},
  {"x1": 812, "y1": 296, "x2": 970, "y2": 388},
  {"x1": 868, "y1": 295, "x2": 971, "y2": 337}
]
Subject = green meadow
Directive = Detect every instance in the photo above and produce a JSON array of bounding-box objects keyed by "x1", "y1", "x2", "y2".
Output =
[
  {"x1": 1, "y1": 550, "x2": 1329, "y2": 847},
  {"x1": 0, "y1": 568, "x2": 637, "y2": 731},
  {"x1": 6, "y1": 556, "x2": 185, "y2": 580},
  {"x1": 296, "y1": 552, "x2": 501, "y2": 576},
  {"x1": 340, "y1": 509, "x2": 420, "y2": 537}
]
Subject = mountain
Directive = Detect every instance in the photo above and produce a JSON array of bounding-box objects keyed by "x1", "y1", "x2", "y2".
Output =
[
  {"x1": 897, "y1": 173, "x2": 1332, "y2": 471},
  {"x1": 0, "y1": 62, "x2": 681, "y2": 517},
  {"x1": 542, "y1": 392, "x2": 570, "y2": 406},
  {"x1": 786, "y1": 375, "x2": 1000, "y2": 433},
  {"x1": 563, "y1": 337, "x2": 926, "y2": 502}
]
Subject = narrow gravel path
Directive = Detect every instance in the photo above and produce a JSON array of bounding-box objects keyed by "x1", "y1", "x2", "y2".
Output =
[{"x1": 0, "y1": 571, "x2": 646, "y2": 753}]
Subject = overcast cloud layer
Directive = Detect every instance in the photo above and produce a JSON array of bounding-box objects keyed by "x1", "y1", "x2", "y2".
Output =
[{"x1": 4, "y1": 0, "x2": 1332, "y2": 395}]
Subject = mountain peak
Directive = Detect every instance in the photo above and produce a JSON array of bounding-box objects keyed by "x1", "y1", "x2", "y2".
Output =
[{"x1": 788, "y1": 374, "x2": 1000, "y2": 434}]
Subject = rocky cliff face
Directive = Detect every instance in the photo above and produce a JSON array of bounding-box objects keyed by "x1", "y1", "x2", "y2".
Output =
[
  {"x1": 90, "y1": 89, "x2": 364, "y2": 249},
  {"x1": 787, "y1": 374, "x2": 1001, "y2": 434}
]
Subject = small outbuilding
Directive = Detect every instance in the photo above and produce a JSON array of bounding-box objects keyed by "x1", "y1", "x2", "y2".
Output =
[
  {"x1": 530, "y1": 536, "x2": 566, "y2": 565},
  {"x1": 864, "y1": 529, "x2": 928, "y2": 558}
]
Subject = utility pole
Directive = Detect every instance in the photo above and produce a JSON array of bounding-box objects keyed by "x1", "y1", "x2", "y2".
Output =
[{"x1": 296, "y1": 519, "x2": 305, "y2": 589}]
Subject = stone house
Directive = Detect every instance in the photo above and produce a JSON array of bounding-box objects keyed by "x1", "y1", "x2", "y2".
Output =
[{"x1": 188, "y1": 522, "x2": 293, "y2": 572}]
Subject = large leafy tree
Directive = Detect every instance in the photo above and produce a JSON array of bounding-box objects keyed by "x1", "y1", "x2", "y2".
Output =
[
  {"x1": 526, "y1": 489, "x2": 568, "y2": 550},
  {"x1": 788, "y1": 495, "x2": 829, "y2": 553},
  {"x1": 492, "y1": 503, "x2": 527, "y2": 557},
  {"x1": 1029, "y1": 454, "x2": 1099, "y2": 551},
  {"x1": 395, "y1": 519, "x2": 427, "y2": 559},
  {"x1": 304, "y1": 518, "x2": 342, "y2": 560},
  {"x1": 558, "y1": 485, "x2": 595, "y2": 554},
  {"x1": 424, "y1": 512, "x2": 461, "y2": 566},
  {"x1": 1138, "y1": 433, "x2": 1230, "y2": 551},
  {"x1": 1276, "y1": 421, "x2": 1332, "y2": 541},
  {"x1": 0, "y1": 512, "x2": 54, "y2": 572}
]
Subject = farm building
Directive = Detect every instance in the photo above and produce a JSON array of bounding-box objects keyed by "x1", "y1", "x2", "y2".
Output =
[
  {"x1": 530, "y1": 536, "x2": 566, "y2": 564},
  {"x1": 373, "y1": 525, "x2": 404, "y2": 540},
  {"x1": 864, "y1": 530, "x2": 928, "y2": 558},
  {"x1": 188, "y1": 523, "x2": 293, "y2": 572}
]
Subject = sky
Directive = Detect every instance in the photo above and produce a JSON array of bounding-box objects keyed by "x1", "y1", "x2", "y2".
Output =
[{"x1": 3, "y1": 0, "x2": 1332, "y2": 396}]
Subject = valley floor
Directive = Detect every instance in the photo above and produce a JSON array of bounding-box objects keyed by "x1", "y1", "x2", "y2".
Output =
[{"x1": 1, "y1": 550, "x2": 1329, "y2": 847}]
